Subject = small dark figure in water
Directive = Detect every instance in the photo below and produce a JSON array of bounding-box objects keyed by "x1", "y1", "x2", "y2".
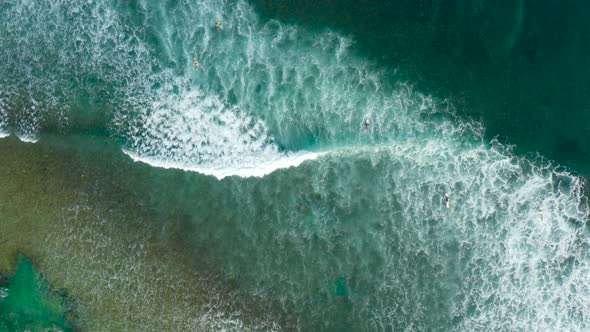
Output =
[
  {"x1": 215, "y1": 21, "x2": 223, "y2": 30},
  {"x1": 0, "y1": 275, "x2": 7, "y2": 287},
  {"x1": 193, "y1": 58, "x2": 199, "y2": 70},
  {"x1": 444, "y1": 192, "x2": 450, "y2": 209},
  {"x1": 363, "y1": 118, "x2": 370, "y2": 130}
]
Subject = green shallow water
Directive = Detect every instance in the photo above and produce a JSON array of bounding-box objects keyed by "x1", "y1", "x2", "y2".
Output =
[
  {"x1": 1, "y1": 0, "x2": 590, "y2": 331},
  {"x1": 0, "y1": 257, "x2": 74, "y2": 331}
]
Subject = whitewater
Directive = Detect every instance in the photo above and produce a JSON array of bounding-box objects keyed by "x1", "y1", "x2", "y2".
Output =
[{"x1": 0, "y1": 0, "x2": 589, "y2": 331}]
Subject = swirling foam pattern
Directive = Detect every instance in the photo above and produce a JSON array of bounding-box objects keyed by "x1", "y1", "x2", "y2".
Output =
[{"x1": 1, "y1": 0, "x2": 589, "y2": 331}]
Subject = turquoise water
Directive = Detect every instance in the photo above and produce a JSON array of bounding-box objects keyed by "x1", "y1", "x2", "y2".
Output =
[
  {"x1": 0, "y1": 0, "x2": 589, "y2": 330},
  {"x1": 0, "y1": 257, "x2": 74, "y2": 331},
  {"x1": 252, "y1": 0, "x2": 590, "y2": 174}
]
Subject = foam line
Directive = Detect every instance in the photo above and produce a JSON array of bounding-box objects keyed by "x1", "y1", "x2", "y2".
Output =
[
  {"x1": 17, "y1": 135, "x2": 39, "y2": 144},
  {"x1": 123, "y1": 149, "x2": 323, "y2": 179}
]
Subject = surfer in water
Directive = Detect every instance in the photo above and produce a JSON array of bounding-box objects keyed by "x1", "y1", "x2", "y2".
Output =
[
  {"x1": 193, "y1": 57, "x2": 199, "y2": 70},
  {"x1": 444, "y1": 192, "x2": 450, "y2": 209},
  {"x1": 363, "y1": 118, "x2": 370, "y2": 131},
  {"x1": 215, "y1": 21, "x2": 223, "y2": 30}
]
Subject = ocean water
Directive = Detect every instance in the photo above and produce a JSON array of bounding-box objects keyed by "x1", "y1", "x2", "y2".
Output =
[
  {"x1": 0, "y1": 0, "x2": 589, "y2": 331},
  {"x1": 0, "y1": 257, "x2": 74, "y2": 331},
  {"x1": 252, "y1": 0, "x2": 590, "y2": 174}
]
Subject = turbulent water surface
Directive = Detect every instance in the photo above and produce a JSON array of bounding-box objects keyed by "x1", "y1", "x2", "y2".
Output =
[{"x1": 1, "y1": 0, "x2": 589, "y2": 331}]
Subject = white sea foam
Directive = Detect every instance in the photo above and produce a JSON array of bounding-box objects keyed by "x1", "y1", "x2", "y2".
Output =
[
  {"x1": 2, "y1": 0, "x2": 590, "y2": 330},
  {"x1": 113, "y1": 2, "x2": 430, "y2": 182},
  {"x1": 123, "y1": 148, "x2": 322, "y2": 179},
  {"x1": 0, "y1": 96, "x2": 8, "y2": 138},
  {"x1": 120, "y1": 87, "x2": 326, "y2": 179},
  {"x1": 17, "y1": 135, "x2": 39, "y2": 143},
  {"x1": 352, "y1": 139, "x2": 590, "y2": 331}
]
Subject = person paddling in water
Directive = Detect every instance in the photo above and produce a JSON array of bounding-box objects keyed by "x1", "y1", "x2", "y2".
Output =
[
  {"x1": 444, "y1": 192, "x2": 450, "y2": 209},
  {"x1": 363, "y1": 118, "x2": 370, "y2": 130},
  {"x1": 193, "y1": 57, "x2": 199, "y2": 70},
  {"x1": 215, "y1": 20, "x2": 223, "y2": 30}
]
